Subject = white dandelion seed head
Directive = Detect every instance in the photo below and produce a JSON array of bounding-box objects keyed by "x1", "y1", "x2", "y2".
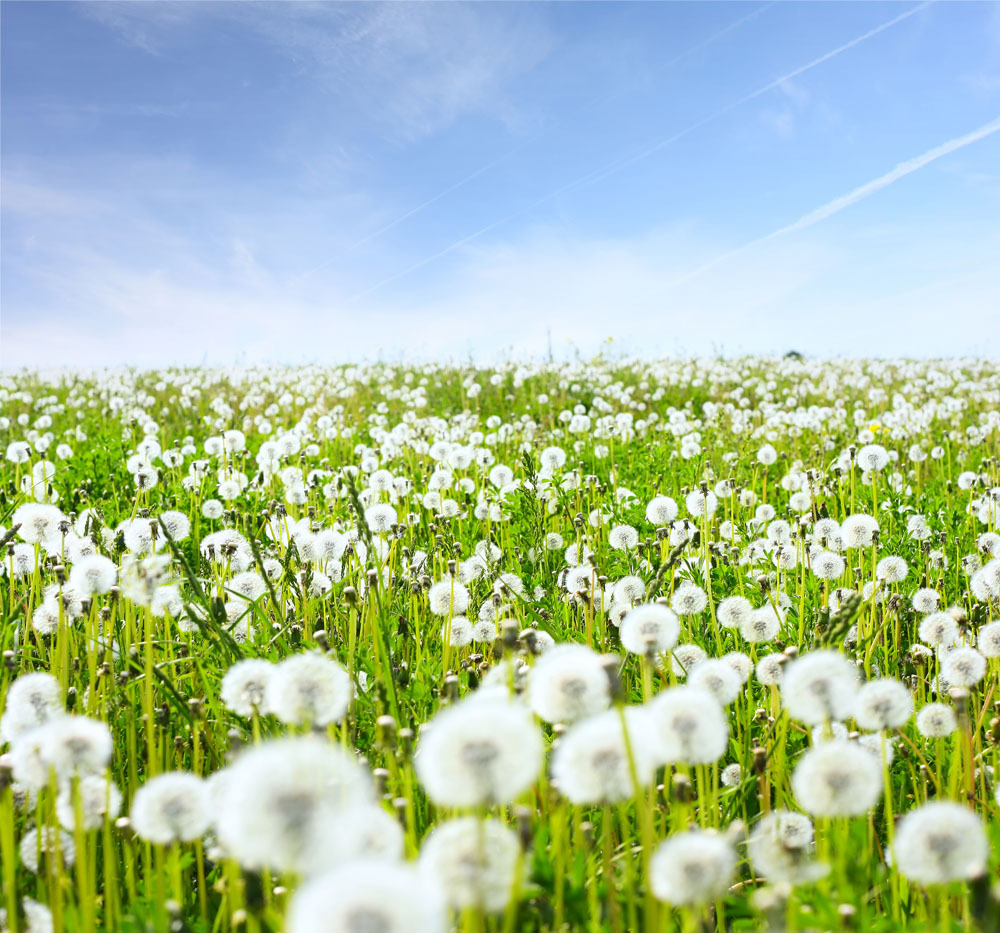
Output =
[
  {"x1": 56, "y1": 775, "x2": 122, "y2": 831},
  {"x1": 648, "y1": 686, "x2": 729, "y2": 765},
  {"x1": 892, "y1": 802, "x2": 988, "y2": 884},
  {"x1": 671, "y1": 643, "x2": 708, "y2": 678},
  {"x1": 215, "y1": 736, "x2": 372, "y2": 873},
  {"x1": 791, "y1": 741, "x2": 882, "y2": 817},
  {"x1": 130, "y1": 772, "x2": 211, "y2": 844},
  {"x1": 528, "y1": 644, "x2": 611, "y2": 725},
  {"x1": 717, "y1": 596, "x2": 753, "y2": 629},
  {"x1": 649, "y1": 830, "x2": 735, "y2": 907},
  {"x1": 620, "y1": 603, "x2": 680, "y2": 656},
  {"x1": 415, "y1": 697, "x2": 543, "y2": 808},
  {"x1": 288, "y1": 861, "x2": 445, "y2": 933},
  {"x1": 266, "y1": 653, "x2": 352, "y2": 727},
  {"x1": 0, "y1": 672, "x2": 62, "y2": 744},
  {"x1": 853, "y1": 678, "x2": 913, "y2": 731},
  {"x1": 940, "y1": 646, "x2": 986, "y2": 688},
  {"x1": 747, "y1": 810, "x2": 825, "y2": 885},
  {"x1": 418, "y1": 817, "x2": 521, "y2": 914},
  {"x1": 781, "y1": 650, "x2": 860, "y2": 726},
  {"x1": 427, "y1": 579, "x2": 470, "y2": 616},
  {"x1": 915, "y1": 702, "x2": 957, "y2": 738},
  {"x1": 551, "y1": 706, "x2": 656, "y2": 804},
  {"x1": 671, "y1": 583, "x2": 708, "y2": 617},
  {"x1": 220, "y1": 658, "x2": 275, "y2": 717},
  {"x1": 688, "y1": 659, "x2": 743, "y2": 705}
]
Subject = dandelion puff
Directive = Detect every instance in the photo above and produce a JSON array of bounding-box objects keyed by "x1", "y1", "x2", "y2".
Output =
[
  {"x1": 267, "y1": 653, "x2": 352, "y2": 727},
  {"x1": 319, "y1": 805, "x2": 406, "y2": 870},
  {"x1": 892, "y1": 802, "x2": 988, "y2": 884},
  {"x1": 747, "y1": 810, "x2": 825, "y2": 885},
  {"x1": 19, "y1": 826, "x2": 75, "y2": 873},
  {"x1": 287, "y1": 861, "x2": 445, "y2": 933},
  {"x1": 671, "y1": 583, "x2": 708, "y2": 616},
  {"x1": 215, "y1": 736, "x2": 372, "y2": 873},
  {"x1": 56, "y1": 775, "x2": 122, "y2": 831},
  {"x1": 620, "y1": 604, "x2": 680, "y2": 656},
  {"x1": 977, "y1": 621, "x2": 1000, "y2": 658},
  {"x1": 919, "y1": 612, "x2": 959, "y2": 648},
  {"x1": 876, "y1": 556, "x2": 908, "y2": 584},
  {"x1": 0, "y1": 673, "x2": 62, "y2": 743},
  {"x1": 741, "y1": 606, "x2": 782, "y2": 643},
  {"x1": 941, "y1": 646, "x2": 986, "y2": 688},
  {"x1": 418, "y1": 817, "x2": 521, "y2": 913},
  {"x1": 685, "y1": 489, "x2": 718, "y2": 519},
  {"x1": 717, "y1": 596, "x2": 753, "y2": 630},
  {"x1": 158, "y1": 510, "x2": 191, "y2": 542},
  {"x1": 645, "y1": 496, "x2": 679, "y2": 525},
  {"x1": 552, "y1": 706, "x2": 655, "y2": 804},
  {"x1": 755, "y1": 653, "x2": 786, "y2": 687},
  {"x1": 688, "y1": 660, "x2": 743, "y2": 705},
  {"x1": 841, "y1": 514, "x2": 879, "y2": 548},
  {"x1": 68, "y1": 554, "x2": 117, "y2": 596},
  {"x1": 911, "y1": 588, "x2": 940, "y2": 614},
  {"x1": 35, "y1": 715, "x2": 112, "y2": 782},
  {"x1": 781, "y1": 651, "x2": 859, "y2": 725},
  {"x1": 916, "y1": 702, "x2": 957, "y2": 738},
  {"x1": 130, "y1": 772, "x2": 211, "y2": 844},
  {"x1": 791, "y1": 741, "x2": 882, "y2": 817},
  {"x1": 12, "y1": 504, "x2": 64, "y2": 544},
  {"x1": 444, "y1": 615, "x2": 473, "y2": 647},
  {"x1": 812, "y1": 551, "x2": 845, "y2": 581},
  {"x1": 811, "y1": 722, "x2": 849, "y2": 744},
  {"x1": 613, "y1": 575, "x2": 646, "y2": 604},
  {"x1": 528, "y1": 644, "x2": 611, "y2": 725},
  {"x1": 853, "y1": 678, "x2": 913, "y2": 731},
  {"x1": 602, "y1": 520, "x2": 639, "y2": 553},
  {"x1": 221, "y1": 659, "x2": 275, "y2": 717},
  {"x1": 648, "y1": 686, "x2": 729, "y2": 765},
  {"x1": 671, "y1": 643, "x2": 708, "y2": 678},
  {"x1": 722, "y1": 651, "x2": 753, "y2": 684},
  {"x1": 415, "y1": 697, "x2": 543, "y2": 807},
  {"x1": 427, "y1": 579, "x2": 470, "y2": 616},
  {"x1": 721, "y1": 763, "x2": 742, "y2": 787},
  {"x1": 649, "y1": 830, "x2": 735, "y2": 906}
]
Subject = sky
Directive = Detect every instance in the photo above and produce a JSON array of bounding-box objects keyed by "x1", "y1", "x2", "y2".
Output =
[{"x1": 2, "y1": 0, "x2": 999, "y2": 369}]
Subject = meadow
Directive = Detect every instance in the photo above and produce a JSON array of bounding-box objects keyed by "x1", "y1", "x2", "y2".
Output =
[{"x1": 1, "y1": 356, "x2": 999, "y2": 933}]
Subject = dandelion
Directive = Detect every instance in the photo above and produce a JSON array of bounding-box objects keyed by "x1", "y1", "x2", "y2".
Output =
[
  {"x1": 812, "y1": 551, "x2": 845, "y2": 580},
  {"x1": 267, "y1": 653, "x2": 352, "y2": 726},
  {"x1": 0, "y1": 673, "x2": 62, "y2": 743},
  {"x1": 941, "y1": 646, "x2": 986, "y2": 687},
  {"x1": 287, "y1": 862, "x2": 445, "y2": 933},
  {"x1": 741, "y1": 606, "x2": 782, "y2": 643},
  {"x1": 748, "y1": 810, "x2": 825, "y2": 884},
  {"x1": 56, "y1": 775, "x2": 123, "y2": 830},
  {"x1": 911, "y1": 587, "x2": 940, "y2": 613},
  {"x1": 130, "y1": 772, "x2": 211, "y2": 844},
  {"x1": 552, "y1": 707, "x2": 656, "y2": 803},
  {"x1": 781, "y1": 651, "x2": 860, "y2": 725},
  {"x1": 19, "y1": 827, "x2": 75, "y2": 873},
  {"x1": 841, "y1": 514, "x2": 879, "y2": 548},
  {"x1": 688, "y1": 659, "x2": 743, "y2": 705},
  {"x1": 671, "y1": 583, "x2": 708, "y2": 616},
  {"x1": 791, "y1": 741, "x2": 882, "y2": 817},
  {"x1": 220, "y1": 659, "x2": 275, "y2": 716},
  {"x1": 717, "y1": 595, "x2": 752, "y2": 629},
  {"x1": 620, "y1": 603, "x2": 680, "y2": 655},
  {"x1": 853, "y1": 678, "x2": 913, "y2": 731},
  {"x1": 528, "y1": 644, "x2": 611, "y2": 724},
  {"x1": 892, "y1": 802, "x2": 988, "y2": 884},
  {"x1": 418, "y1": 817, "x2": 521, "y2": 913},
  {"x1": 919, "y1": 612, "x2": 959, "y2": 648},
  {"x1": 645, "y1": 496, "x2": 678, "y2": 525},
  {"x1": 648, "y1": 686, "x2": 729, "y2": 764},
  {"x1": 649, "y1": 830, "x2": 735, "y2": 906},
  {"x1": 427, "y1": 579, "x2": 470, "y2": 616},
  {"x1": 915, "y1": 702, "x2": 957, "y2": 738},
  {"x1": 415, "y1": 697, "x2": 543, "y2": 807},
  {"x1": 876, "y1": 556, "x2": 908, "y2": 584},
  {"x1": 608, "y1": 524, "x2": 639, "y2": 551},
  {"x1": 215, "y1": 736, "x2": 371, "y2": 872}
]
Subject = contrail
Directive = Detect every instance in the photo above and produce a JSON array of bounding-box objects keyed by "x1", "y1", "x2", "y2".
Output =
[
  {"x1": 294, "y1": 5, "x2": 772, "y2": 286},
  {"x1": 349, "y1": 2, "x2": 931, "y2": 302},
  {"x1": 668, "y1": 114, "x2": 1000, "y2": 288}
]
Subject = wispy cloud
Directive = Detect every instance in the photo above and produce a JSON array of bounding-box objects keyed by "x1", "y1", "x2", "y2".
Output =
[
  {"x1": 347, "y1": 2, "x2": 933, "y2": 300},
  {"x1": 670, "y1": 114, "x2": 1000, "y2": 286}
]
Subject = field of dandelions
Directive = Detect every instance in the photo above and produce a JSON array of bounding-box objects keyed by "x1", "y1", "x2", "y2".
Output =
[{"x1": 2, "y1": 358, "x2": 1000, "y2": 933}]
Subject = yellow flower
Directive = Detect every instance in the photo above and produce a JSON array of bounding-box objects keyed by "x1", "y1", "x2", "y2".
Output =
[{"x1": 869, "y1": 423, "x2": 881, "y2": 433}]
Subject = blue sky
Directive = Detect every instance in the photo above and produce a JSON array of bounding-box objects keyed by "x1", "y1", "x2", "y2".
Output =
[{"x1": 2, "y1": 1, "x2": 999, "y2": 368}]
